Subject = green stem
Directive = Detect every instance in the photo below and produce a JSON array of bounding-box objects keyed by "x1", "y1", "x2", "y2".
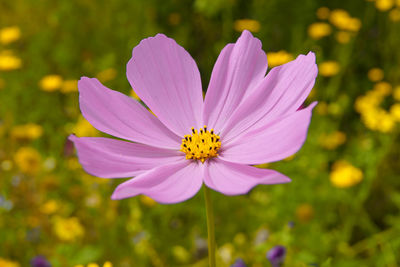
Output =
[{"x1": 203, "y1": 185, "x2": 216, "y2": 267}]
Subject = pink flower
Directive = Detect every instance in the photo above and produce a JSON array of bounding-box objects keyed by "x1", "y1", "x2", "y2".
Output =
[{"x1": 69, "y1": 30, "x2": 317, "y2": 204}]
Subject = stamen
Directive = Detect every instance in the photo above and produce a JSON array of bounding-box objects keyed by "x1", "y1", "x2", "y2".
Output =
[{"x1": 180, "y1": 125, "x2": 221, "y2": 163}]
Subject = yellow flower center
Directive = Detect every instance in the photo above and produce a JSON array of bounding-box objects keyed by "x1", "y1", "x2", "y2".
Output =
[{"x1": 180, "y1": 126, "x2": 221, "y2": 163}]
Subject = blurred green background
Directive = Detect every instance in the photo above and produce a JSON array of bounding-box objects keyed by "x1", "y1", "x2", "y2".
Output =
[{"x1": 1, "y1": 0, "x2": 400, "y2": 266}]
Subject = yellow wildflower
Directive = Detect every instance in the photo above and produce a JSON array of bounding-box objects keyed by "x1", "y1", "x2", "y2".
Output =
[
  {"x1": 0, "y1": 258, "x2": 20, "y2": 267},
  {"x1": 319, "y1": 61, "x2": 340, "y2": 77},
  {"x1": 330, "y1": 160, "x2": 363, "y2": 188},
  {"x1": 96, "y1": 68, "x2": 117, "y2": 83},
  {"x1": 308, "y1": 22, "x2": 332, "y2": 40},
  {"x1": 390, "y1": 103, "x2": 400, "y2": 121},
  {"x1": 53, "y1": 216, "x2": 84, "y2": 242},
  {"x1": 103, "y1": 261, "x2": 113, "y2": 267},
  {"x1": 234, "y1": 19, "x2": 261, "y2": 33},
  {"x1": 39, "y1": 75, "x2": 63, "y2": 92},
  {"x1": 73, "y1": 116, "x2": 99, "y2": 137},
  {"x1": 0, "y1": 53, "x2": 22, "y2": 71},
  {"x1": 335, "y1": 31, "x2": 352, "y2": 44},
  {"x1": 60, "y1": 79, "x2": 78, "y2": 93},
  {"x1": 319, "y1": 131, "x2": 347, "y2": 150},
  {"x1": 362, "y1": 108, "x2": 395, "y2": 132},
  {"x1": 14, "y1": 147, "x2": 41, "y2": 174},
  {"x1": 40, "y1": 200, "x2": 59, "y2": 214},
  {"x1": 296, "y1": 203, "x2": 314, "y2": 223},
  {"x1": 345, "y1": 18, "x2": 362, "y2": 32},
  {"x1": 87, "y1": 264, "x2": 99, "y2": 267},
  {"x1": 393, "y1": 86, "x2": 400, "y2": 100},
  {"x1": 140, "y1": 195, "x2": 157, "y2": 207},
  {"x1": 266, "y1": 50, "x2": 294, "y2": 68},
  {"x1": 373, "y1": 81, "x2": 392, "y2": 96},
  {"x1": 367, "y1": 68, "x2": 384, "y2": 82},
  {"x1": 329, "y1": 10, "x2": 361, "y2": 31},
  {"x1": 10, "y1": 123, "x2": 43, "y2": 140},
  {"x1": 0, "y1": 26, "x2": 21, "y2": 45},
  {"x1": 316, "y1": 7, "x2": 330, "y2": 20},
  {"x1": 329, "y1": 9, "x2": 351, "y2": 29},
  {"x1": 375, "y1": 0, "x2": 394, "y2": 11},
  {"x1": 389, "y1": 8, "x2": 400, "y2": 21}
]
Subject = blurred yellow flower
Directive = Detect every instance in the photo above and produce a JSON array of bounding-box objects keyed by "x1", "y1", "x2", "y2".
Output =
[
  {"x1": 234, "y1": 19, "x2": 261, "y2": 33},
  {"x1": 96, "y1": 68, "x2": 117, "y2": 83},
  {"x1": 0, "y1": 258, "x2": 20, "y2": 267},
  {"x1": 14, "y1": 147, "x2": 41, "y2": 174},
  {"x1": 11, "y1": 123, "x2": 43, "y2": 140},
  {"x1": 390, "y1": 103, "x2": 400, "y2": 121},
  {"x1": 389, "y1": 8, "x2": 400, "y2": 21},
  {"x1": 319, "y1": 61, "x2": 340, "y2": 77},
  {"x1": 39, "y1": 75, "x2": 63, "y2": 92},
  {"x1": 0, "y1": 26, "x2": 21, "y2": 45},
  {"x1": 362, "y1": 108, "x2": 395, "y2": 132},
  {"x1": 40, "y1": 200, "x2": 59, "y2": 214},
  {"x1": 329, "y1": 9, "x2": 361, "y2": 31},
  {"x1": 330, "y1": 160, "x2": 363, "y2": 188},
  {"x1": 335, "y1": 31, "x2": 352, "y2": 44},
  {"x1": 266, "y1": 50, "x2": 294, "y2": 68},
  {"x1": 393, "y1": 86, "x2": 400, "y2": 100},
  {"x1": 73, "y1": 116, "x2": 99, "y2": 137},
  {"x1": 375, "y1": 0, "x2": 394, "y2": 11},
  {"x1": 319, "y1": 131, "x2": 347, "y2": 150},
  {"x1": 140, "y1": 195, "x2": 157, "y2": 207},
  {"x1": 329, "y1": 9, "x2": 351, "y2": 28},
  {"x1": 367, "y1": 68, "x2": 384, "y2": 82},
  {"x1": 373, "y1": 81, "x2": 392, "y2": 96},
  {"x1": 61, "y1": 79, "x2": 78, "y2": 93},
  {"x1": 316, "y1": 7, "x2": 330, "y2": 20},
  {"x1": 87, "y1": 264, "x2": 100, "y2": 267},
  {"x1": 296, "y1": 203, "x2": 314, "y2": 223},
  {"x1": 53, "y1": 216, "x2": 84, "y2": 242},
  {"x1": 308, "y1": 22, "x2": 332, "y2": 40},
  {"x1": 103, "y1": 262, "x2": 113, "y2": 267},
  {"x1": 0, "y1": 53, "x2": 22, "y2": 71}
]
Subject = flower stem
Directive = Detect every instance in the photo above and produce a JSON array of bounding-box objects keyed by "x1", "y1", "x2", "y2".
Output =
[{"x1": 203, "y1": 185, "x2": 216, "y2": 267}]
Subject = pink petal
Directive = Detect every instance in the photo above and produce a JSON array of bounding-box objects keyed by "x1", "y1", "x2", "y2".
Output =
[
  {"x1": 204, "y1": 158, "x2": 290, "y2": 195},
  {"x1": 126, "y1": 34, "x2": 203, "y2": 137},
  {"x1": 203, "y1": 30, "x2": 268, "y2": 132},
  {"x1": 220, "y1": 52, "x2": 317, "y2": 143},
  {"x1": 78, "y1": 77, "x2": 181, "y2": 149},
  {"x1": 111, "y1": 160, "x2": 204, "y2": 204},
  {"x1": 69, "y1": 135, "x2": 182, "y2": 178},
  {"x1": 220, "y1": 102, "x2": 317, "y2": 165}
]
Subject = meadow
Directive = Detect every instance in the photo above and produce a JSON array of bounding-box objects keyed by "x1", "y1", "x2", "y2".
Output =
[{"x1": 1, "y1": 0, "x2": 400, "y2": 266}]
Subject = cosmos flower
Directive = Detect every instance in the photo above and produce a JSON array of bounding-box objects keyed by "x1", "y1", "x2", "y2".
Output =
[{"x1": 70, "y1": 30, "x2": 317, "y2": 203}]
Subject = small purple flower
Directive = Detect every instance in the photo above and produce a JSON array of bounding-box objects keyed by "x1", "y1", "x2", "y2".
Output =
[
  {"x1": 231, "y1": 258, "x2": 247, "y2": 267},
  {"x1": 266, "y1": 245, "x2": 286, "y2": 267},
  {"x1": 31, "y1": 255, "x2": 51, "y2": 267}
]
